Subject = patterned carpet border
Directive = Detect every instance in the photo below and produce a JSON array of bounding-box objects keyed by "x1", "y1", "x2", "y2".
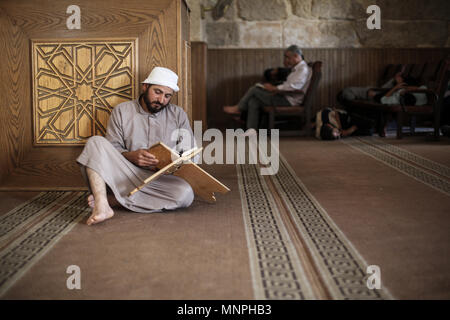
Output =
[
  {"x1": 357, "y1": 137, "x2": 450, "y2": 179},
  {"x1": 270, "y1": 155, "x2": 393, "y2": 300},
  {"x1": 0, "y1": 191, "x2": 90, "y2": 297},
  {"x1": 342, "y1": 138, "x2": 450, "y2": 196},
  {"x1": 237, "y1": 164, "x2": 316, "y2": 300},
  {"x1": 0, "y1": 192, "x2": 73, "y2": 243}
]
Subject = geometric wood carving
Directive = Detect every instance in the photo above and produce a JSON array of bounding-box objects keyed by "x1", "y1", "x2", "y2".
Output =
[{"x1": 32, "y1": 39, "x2": 138, "y2": 145}]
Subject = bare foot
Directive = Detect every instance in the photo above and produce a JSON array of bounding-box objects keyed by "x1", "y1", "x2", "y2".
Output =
[
  {"x1": 223, "y1": 105, "x2": 241, "y2": 115},
  {"x1": 86, "y1": 199, "x2": 114, "y2": 226}
]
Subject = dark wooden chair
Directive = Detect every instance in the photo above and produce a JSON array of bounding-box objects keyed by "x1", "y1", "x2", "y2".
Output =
[
  {"x1": 262, "y1": 61, "x2": 322, "y2": 136},
  {"x1": 339, "y1": 56, "x2": 450, "y2": 140}
]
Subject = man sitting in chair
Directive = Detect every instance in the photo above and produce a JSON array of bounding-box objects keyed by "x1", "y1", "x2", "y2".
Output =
[{"x1": 223, "y1": 45, "x2": 312, "y2": 136}]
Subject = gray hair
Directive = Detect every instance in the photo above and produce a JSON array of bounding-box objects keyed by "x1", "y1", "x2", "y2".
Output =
[{"x1": 286, "y1": 45, "x2": 304, "y2": 60}]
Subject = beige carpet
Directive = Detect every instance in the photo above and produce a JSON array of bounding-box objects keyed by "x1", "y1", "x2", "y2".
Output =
[
  {"x1": 0, "y1": 165, "x2": 254, "y2": 300},
  {"x1": 1, "y1": 135, "x2": 449, "y2": 299},
  {"x1": 278, "y1": 136, "x2": 450, "y2": 299}
]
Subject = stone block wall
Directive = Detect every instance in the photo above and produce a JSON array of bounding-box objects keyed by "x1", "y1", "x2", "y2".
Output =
[{"x1": 187, "y1": 0, "x2": 450, "y2": 48}]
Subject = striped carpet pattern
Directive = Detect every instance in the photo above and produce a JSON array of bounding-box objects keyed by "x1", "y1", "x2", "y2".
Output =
[
  {"x1": 0, "y1": 191, "x2": 90, "y2": 297},
  {"x1": 342, "y1": 137, "x2": 450, "y2": 196},
  {"x1": 357, "y1": 137, "x2": 450, "y2": 179},
  {"x1": 270, "y1": 155, "x2": 392, "y2": 299},
  {"x1": 237, "y1": 157, "x2": 393, "y2": 300},
  {"x1": 237, "y1": 164, "x2": 315, "y2": 300}
]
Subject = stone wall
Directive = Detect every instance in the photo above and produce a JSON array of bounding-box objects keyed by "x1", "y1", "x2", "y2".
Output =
[{"x1": 186, "y1": 0, "x2": 450, "y2": 48}]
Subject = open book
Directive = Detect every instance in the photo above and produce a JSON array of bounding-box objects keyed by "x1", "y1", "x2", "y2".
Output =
[{"x1": 128, "y1": 142, "x2": 230, "y2": 203}]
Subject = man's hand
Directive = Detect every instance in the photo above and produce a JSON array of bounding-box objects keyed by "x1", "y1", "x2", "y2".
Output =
[
  {"x1": 385, "y1": 82, "x2": 407, "y2": 97},
  {"x1": 394, "y1": 82, "x2": 407, "y2": 90},
  {"x1": 263, "y1": 83, "x2": 277, "y2": 92},
  {"x1": 122, "y1": 149, "x2": 159, "y2": 167}
]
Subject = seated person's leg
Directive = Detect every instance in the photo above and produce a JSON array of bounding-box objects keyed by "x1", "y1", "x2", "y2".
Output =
[
  {"x1": 246, "y1": 97, "x2": 262, "y2": 130},
  {"x1": 251, "y1": 86, "x2": 290, "y2": 107},
  {"x1": 85, "y1": 167, "x2": 114, "y2": 225},
  {"x1": 224, "y1": 85, "x2": 263, "y2": 115},
  {"x1": 373, "y1": 92, "x2": 384, "y2": 103},
  {"x1": 341, "y1": 87, "x2": 370, "y2": 101},
  {"x1": 248, "y1": 88, "x2": 290, "y2": 131}
]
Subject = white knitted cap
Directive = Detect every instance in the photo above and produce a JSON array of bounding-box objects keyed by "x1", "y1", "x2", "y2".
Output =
[{"x1": 142, "y1": 67, "x2": 179, "y2": 92}]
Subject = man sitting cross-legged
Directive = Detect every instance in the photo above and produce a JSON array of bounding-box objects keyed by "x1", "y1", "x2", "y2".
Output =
[{"x1": 77, "y1": 67, "x2": 197, "y2": 225}]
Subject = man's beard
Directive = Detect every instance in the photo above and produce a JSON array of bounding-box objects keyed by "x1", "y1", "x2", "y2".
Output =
[{"x1": 140, "y1": 89, "x2": 168, "y2": 114}]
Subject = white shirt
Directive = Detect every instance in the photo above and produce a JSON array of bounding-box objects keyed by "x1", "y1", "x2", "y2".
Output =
[
  {"x1": 277, "y1": 60, "x2": 312, "y2": 105},
  {"x1": 380, "y1": 85, "x2": 428, "y2": 106}
]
